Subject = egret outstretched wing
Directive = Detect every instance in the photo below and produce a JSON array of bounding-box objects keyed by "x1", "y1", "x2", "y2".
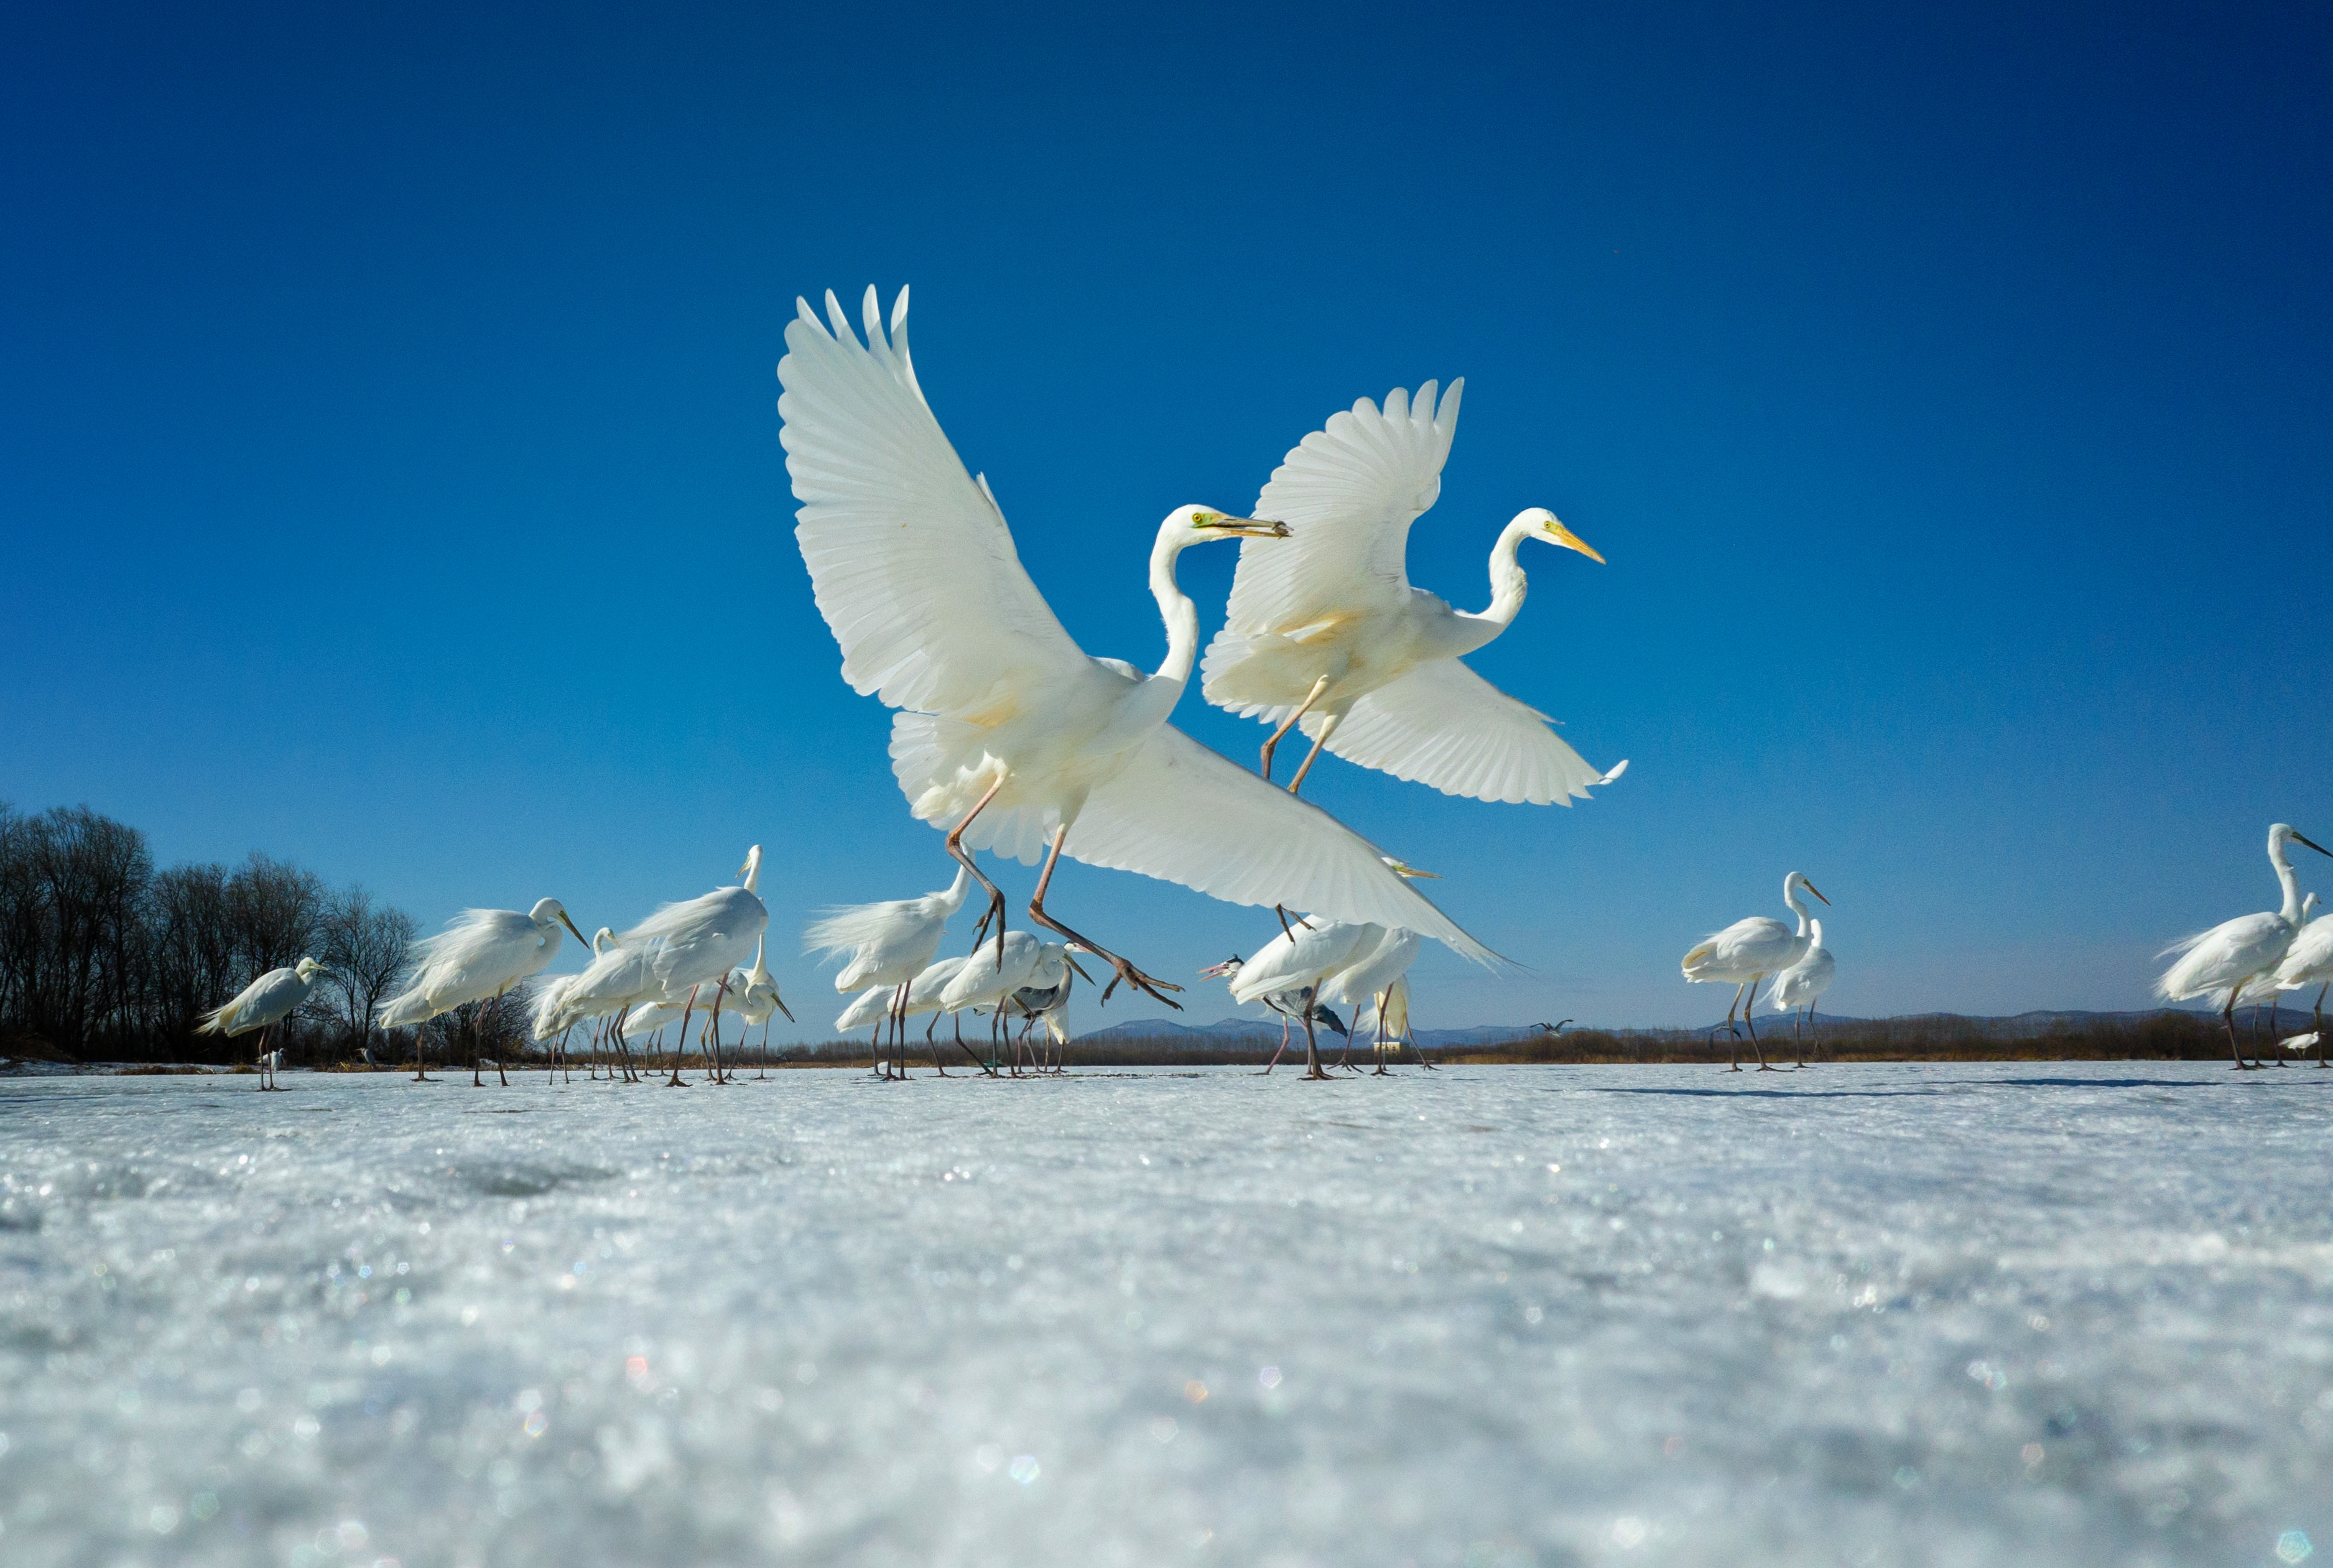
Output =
[
  {"x1": 1065, "y1": 725, "x2": 1498, "y2": 965},
  {"x1": 779, "y1": 285, "x2": 1088, "y2": 713},
  {"x1": 1220, "y1": 380, "x2": 1460, "y2": 634},
  {"x1": 1303, "y1": 657, "x2": 1603, "y2": 806}
]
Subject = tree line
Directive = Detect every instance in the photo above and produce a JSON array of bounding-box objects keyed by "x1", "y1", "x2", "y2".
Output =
[{"x1": 0, "y1": 801, "x2": 425, "y2": 1064}]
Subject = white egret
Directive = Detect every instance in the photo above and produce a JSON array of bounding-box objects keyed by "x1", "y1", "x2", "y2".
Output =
[
  {"x1": 2158, "y1": 823, "x2": 2333, "y2": 1069},
  {"x1": 1202, "y1": 917, "x2": 1378, "y2": 1080},
  {"x1": 553, "y1": 847, "x2": 769, "y2": 1087},
  {"x1": 380, "y1": 898, "x2": 589, "y2": 1085},
  {"x1": 1004, "y1": 948, "x2": 1079, "y2": 1073},
  {"x1": 1319, "y1": 926, "x2": 1423, "y2": 1073},
  {"x1": 1201, "y1": 381, "x2": 1625, "y2": 799},
  {"x1": 1768, "y1": 917, "x2": 1836, "y2": 1067},
  {"x1": 728, "y1": 937, "x2": 794, "y2": 1079},
  {"x1": 2271, "y1": 896, "x2": 2333, "y2": 1067},
  {"x1": 197, "y1": 957, "x2": 328, "y2": 1089},
  {"x1": 779, "y1": 286, "x2": 1498, "y2": 1009},
  {"x1": 1357, "y1": 975, "x2": 1424, "y2": 1070},
  {"x1": 1681, "y1": 873, "x2": 1830, "y2": 1072},
  {"x1": 938, "y1": 932, "x2": 1048, "y2": 1078},
  {"x1": 807, "y1": 866, "x2": 973, "y2": 1075}
]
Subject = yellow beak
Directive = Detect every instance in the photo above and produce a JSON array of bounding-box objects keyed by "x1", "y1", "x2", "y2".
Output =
[{"x1": 1544, "y1": 519, "x2": 1605, "y2": 564}]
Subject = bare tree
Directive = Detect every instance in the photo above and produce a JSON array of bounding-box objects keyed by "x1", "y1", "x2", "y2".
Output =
[{"x1": 322, "y1": 886, "x2": 418, "y2": 1055}]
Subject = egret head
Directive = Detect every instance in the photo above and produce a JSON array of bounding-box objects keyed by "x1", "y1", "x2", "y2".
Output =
[
  {"x1": 1786, "y1": 871, "x2": 1830, "y2": 906},
  {"x1": 1172, "y1": 505, "x2": 1291, "y2": 543},
  {"x1": 2271, "y1": 823, "x2": 2333, "y2": 859},
  {"x1": 1514, "y1": 508, "x2": 1605, "y2": 564},
  {"x1": 740, "y1": 844, "x2": 764, "y2": 893},
  {"x1": 530, "y1": 898, "x2": 591, "y2": 948},
  {"x1": 591, "y1": 926, "x2": 617, "y2": 955},
  {"x1": 295, "y1": 956, "x2": 328, "y2": 981}
]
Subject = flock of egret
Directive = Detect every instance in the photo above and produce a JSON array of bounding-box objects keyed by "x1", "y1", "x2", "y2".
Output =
[
  {"x1": 188, "y1": 286, "x2": 2318, "y2": 1090},
  {"x1": 2156, "y1": 823, "x2": 2333, "y2": 1066}
]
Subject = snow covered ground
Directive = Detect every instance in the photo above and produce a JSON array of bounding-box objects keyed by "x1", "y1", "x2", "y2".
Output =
[{"x1": 2, "y1": 1062, "x2": 2328, "y2": 1567}]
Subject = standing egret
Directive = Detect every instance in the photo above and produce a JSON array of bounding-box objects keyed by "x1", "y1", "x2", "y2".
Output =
[
  {"x1": 2271, "y1": 896, "x2": 2333, "y2": 1067},
  {"x1": 807, "y1": 867, "x2": 973, "y2": 1074},
  {"x1": 554, "y1": 848, "x2": 769, "y2": 1087},
  {"x1": 1768, "y1": 917, "x2": 1836, "y2": 1067},
  {"x1": 1200, "y1": 381, "x2": 1625, "y2": 800},
  {"x1": 379, "y1": 898, "x2": 589, "y2": 1085},
  {"x1": 1682, "y1": 873, "x2": 1829, "y2": 1071},
  {"x1": 2158, "y1": 823, "x2": 2333, "y2": 1069},
  {"x1": 727, "y1": 937, "x2": 794, "y2": 1079},
  {"x1": 1202, "y1": 917, "x2": 1378, "y2": 1080},
  {"x1": 1319, "y1": 926, "x2": 1422, "y2": 1072},
  {"x1": 939, "y1": 932, "x2": 1047, "y2": 1078},
  {"x1": 779, "y1": 286, "x2": 1498, "y2": 1011},
  {"x1": 197, "y1": 957, "x2": 328, "y2": 1088},
  {"x1": 1000, "y1": 941, "x2": 1088, "y2": 1073}
]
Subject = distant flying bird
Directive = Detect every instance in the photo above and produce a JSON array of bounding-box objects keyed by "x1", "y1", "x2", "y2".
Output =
[
  {"x1": 551, "y1": 847, "x2": 769, "y2": 1086},
  {"x1": 198, "y1": 956, "x2": 329, "y2": 1089},
  {"x1": 380, "y1": 898, "x2": 589, "y2": 1086},
  {"x1": 1201, "y1": 381, "x2": 1624, "y2": 800},
  {"x1": 779, "y1": 286, "x2": 1498, "y2": 1011},
  {"x1": 1768, "y1": 916, "x2": 1836, "y2": 1067},
  {"x1": 1682, "y1": 872, "x2": 1829, "y2": 1072},
  {"x1": 2158, "y1": 823, "x2": 2333, "y2": 1069},
  {"x1": 1203, "y1": 917, "x2": 1378, "y2": 1079},
  {"x1": 807, "y1": 866, "x2": 973, "y2": 1071}
]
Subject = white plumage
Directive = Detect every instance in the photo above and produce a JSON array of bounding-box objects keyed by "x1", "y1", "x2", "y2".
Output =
[
  {"x1": 550, "y1": 848, "x2": 770, "y2": 1072},
  {"x1": 1204, "y1": 917, "x2": 1380, "y2": 1079},
  {"x1": 198, "y1": 957, "x2": 327, "y2": 1038},
  {"x1": 2159, "y1": 823, "x2": 2333, "y2": 1067},
  {"x1": 1768, "y1": 917, "x2": 1836, "y2": 1067},
  {"x1": 939, "y1": 932, "x2": 1046, "y2": 1013},
  {"x1": 1201, "y1": 381, "x2": 1623, "y2": 802},
  {"x1": 381, "y1": 898, "x2": 587, "y2": 1026},
  {"x1": 778, "y1": 287, "x2": 1496, "y2": 1011},
  {"x1": 1682, "y1": 872, "x2": 1829, "y2": 1070}
]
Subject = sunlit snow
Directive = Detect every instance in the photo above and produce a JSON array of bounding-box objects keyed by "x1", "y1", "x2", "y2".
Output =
[{"x1": 3, "y1": 1064, "x2": 2329, "y2": 1566}]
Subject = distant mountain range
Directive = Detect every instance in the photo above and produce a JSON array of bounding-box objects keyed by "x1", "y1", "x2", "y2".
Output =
[{"x1": 1083, "y1": 1006, "x2": 2244, "y2": 1050}]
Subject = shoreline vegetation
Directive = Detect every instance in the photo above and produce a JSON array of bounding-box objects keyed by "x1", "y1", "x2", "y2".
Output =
[{"x1": 4, "y1": 1008, "x2": 2314, "y2": 1073}]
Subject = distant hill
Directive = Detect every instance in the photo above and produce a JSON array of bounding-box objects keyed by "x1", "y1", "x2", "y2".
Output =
[{"x1": 1084, "y1": 1006, "x2": 2245, "y2": 1051}]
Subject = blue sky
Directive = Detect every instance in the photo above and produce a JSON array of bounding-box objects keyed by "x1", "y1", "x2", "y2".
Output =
[{"x1": 4, "y1": 1, "x2": 2329, "y2": 1036}]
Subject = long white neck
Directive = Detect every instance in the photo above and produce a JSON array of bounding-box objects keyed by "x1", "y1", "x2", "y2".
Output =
[
  {"x1": 1467, "y1": 515, "x2": 1536, "y2": 630},
  {"x1": 936, "y1": 865, "x2": 972, "y2": 914},
  {"x1": 1782, "y1": 876, "x2": 1812, "y2": 936},
  {"x1": 741, "y1": 845, "x2": 763, "y2": 895},
  {"x1": 1148, "y1": 523, "x2": 1202, "y2": 686},
  {"x1": 2271, "y1": 837, "x2": 2303, "y2": 924}
]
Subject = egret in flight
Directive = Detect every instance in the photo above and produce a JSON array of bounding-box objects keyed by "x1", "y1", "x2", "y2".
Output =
[
  {"x1": 1682, "y1": 873, "x2": 1829, "y2": 1071},
  {"x1": 1768, "y1": 917, "x2": 1836, "y2": 1067},
  {"x1": 1201, "y1": 381, "x2": 1625, "y2": 800},
  {"x1": 779, "y1": 287, "x2": 1497, "y2": 1009},
  {"x1": 379, "y1": 898, "x2": 588, "y2": 1085},
  {"x1": 2161, "y1": 823, "x2": 2333, "y2": 1067},
  {"x1": 198, "y1": 957, "x2": 328, "y2": 1088}
]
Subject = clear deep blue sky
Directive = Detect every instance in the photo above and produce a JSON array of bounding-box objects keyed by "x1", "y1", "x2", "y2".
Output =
[{"x1": 4, "y1": 1, "x2": 2329, "y2": 1035}]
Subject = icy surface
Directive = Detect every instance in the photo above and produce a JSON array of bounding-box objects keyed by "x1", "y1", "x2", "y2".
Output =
[{"x1": 4, "y1": 1062, "x2": 2331, "y2": 1567}]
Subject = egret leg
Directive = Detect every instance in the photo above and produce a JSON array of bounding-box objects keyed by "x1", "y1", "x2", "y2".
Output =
[
  {"x1": 945, "y1": 774, "x2": 1011, "y2": 967},
  {"x1": 1026, "y1": 822, "x2": 1183, "y2": 1008},
  {"x1": 2225, "y1": 990, "x2": 2254, "y2": 1069},
  {"x1": 1334, "y1": 1016, "x2": 1357, "y2": 1072},
  {"x1": 1286, "y1": 712, "x2": 1343, "y2": 796},
  {"x1": 667, "y1": 988, "x2": 695, "y2": 1087},
  {"x1": 1259, "y1": 675, "x2": 1330, "y2": 784},
  {"x1": 1301, "y1": 1004, "x2": 1331, "y2": 1082},
  {"x1": 1723, "y1": 983, "x2": 1746, "y2": 1070},
  {"x1": 2318, "y1": 983, "x2": 2328, "y2": 1067},
  {"x1": 494, "y1": 990, "x2": 510, "y2": 1085},
  {"x1": 2263, "y1": 993, "x2": 2288, "y2": 1065},
  {"x1": 1746, "y1": 978, "x2": 1776, "y2": 1070},
  {"x1": 761, "y1": 1018, "x2": 771, "y2": 1080},
  {"x1": 1262, "y1": 1009, "x2": 1293, "y2": 1074},
  {"x1": 1794, "y1": 1007, "x2": 1806, "y2": 1069},
  {"x1": 1372, "y1": 999, "x2": 1391, "y2": 1075}
]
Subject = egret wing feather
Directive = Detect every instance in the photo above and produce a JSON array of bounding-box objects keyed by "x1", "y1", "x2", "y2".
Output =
[
  {"x1": 1219, "y1": 380, "x2": 1460, "y2": 637},
  {"x1": 779, "y1": 286, "x2": 1088, "y2": 713},
  {"x1": 1306, "y1": 657, "x2": 1603, "y2": 806},
  {"x1": 1066, "y1": 725, "x2": 1498, "y2": 965}
]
